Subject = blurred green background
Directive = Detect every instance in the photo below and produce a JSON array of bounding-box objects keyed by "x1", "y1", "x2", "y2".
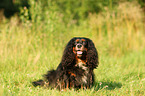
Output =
[{"x1": 0, "y1": 0, "x2": 145, "y2": 95}]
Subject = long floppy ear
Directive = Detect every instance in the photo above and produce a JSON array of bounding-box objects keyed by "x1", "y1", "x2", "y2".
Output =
[
  {"x1": 86, "y1": 38, "x2": 99, "y2": 69},
  {"x1": 61, "y1": 38, "x2": 76, "y2": 67}
]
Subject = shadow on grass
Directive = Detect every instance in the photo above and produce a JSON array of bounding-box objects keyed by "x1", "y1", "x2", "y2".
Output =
[{"x1": 94, "y1": 81, "x2": 122, "y2": 91}]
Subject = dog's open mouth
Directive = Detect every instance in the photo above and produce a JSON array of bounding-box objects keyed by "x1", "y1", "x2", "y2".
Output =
[
  {"x1": 77, "y1": 50, "x2": 83, "y2": 55},
  {"x1": 77, "y1": 51, "x2": 83, "y2": 55},
  {"x1": 76, "y1": 50, "x2": 83, "y2": 55},
  {"x1": 76, "y1": 50, "x2": 83, "y2": 58}
]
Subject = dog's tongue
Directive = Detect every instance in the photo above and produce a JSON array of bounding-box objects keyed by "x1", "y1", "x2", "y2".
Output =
[{"x1": 77, "y1": 51, "x2": 83, "y2": 55}]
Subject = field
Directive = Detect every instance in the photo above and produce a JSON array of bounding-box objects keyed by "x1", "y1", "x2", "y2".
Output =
[{"x1": 0, "y1": 1, "x2": 145, "y2": 96}]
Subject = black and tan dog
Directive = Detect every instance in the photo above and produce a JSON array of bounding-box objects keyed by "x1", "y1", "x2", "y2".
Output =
[{"x1": 32, "y1": 37, "x2": 99, "y2": 90}]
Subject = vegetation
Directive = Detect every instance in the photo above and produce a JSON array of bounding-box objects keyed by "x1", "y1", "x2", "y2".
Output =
[{"x1": 0, "y1": 0, "x2": 145, "y2": 95}]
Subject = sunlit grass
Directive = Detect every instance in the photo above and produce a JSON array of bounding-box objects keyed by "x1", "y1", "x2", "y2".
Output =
[
  {"x1": 0, "y1": 1, "x2": 145, "y2": 96},
  {"x1": 88, "y1": 1, "x2": 145, "y2": 56}
]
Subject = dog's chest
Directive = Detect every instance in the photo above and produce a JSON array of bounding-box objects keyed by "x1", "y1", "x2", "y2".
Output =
[
  {"x1": 76, "y1": 60, "x2": 88, "y2": 84},
  {"x1": 77, "y1": 61, "x2": 87, "y2": 71}
]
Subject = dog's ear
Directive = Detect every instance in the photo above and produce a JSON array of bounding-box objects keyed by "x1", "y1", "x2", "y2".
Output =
[
  {"x1": 61, "y1": 38, "x2": 76, "y2": 68},
  {"x1": 86, "y1": 38, "x2": 99, "y2": 69}
]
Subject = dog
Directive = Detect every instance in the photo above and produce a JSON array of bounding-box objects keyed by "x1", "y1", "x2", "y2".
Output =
[{"x1": 32, "y1": 37, "x2": 99, "y2": 90}]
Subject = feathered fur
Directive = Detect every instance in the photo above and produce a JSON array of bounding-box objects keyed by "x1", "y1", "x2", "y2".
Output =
[{"x1": 32, "y1": 37, "x2": 99, "y2": 90}]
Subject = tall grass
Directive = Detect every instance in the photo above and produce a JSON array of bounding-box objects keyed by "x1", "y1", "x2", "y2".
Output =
[
  {"x1": 88, "y1": 1, "x2": 145, "y2": 56},
  {"x1": 0, "y1": 1, "x2": 145, "y2": 96}
]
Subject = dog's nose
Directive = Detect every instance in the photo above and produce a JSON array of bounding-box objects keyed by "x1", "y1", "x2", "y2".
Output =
[{"x1": 77, "y1": 44, "x2": 82, "y2": 48}]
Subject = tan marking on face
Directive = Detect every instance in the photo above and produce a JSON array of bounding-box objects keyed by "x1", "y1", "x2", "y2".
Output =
[
  {"x1": 81, "y1": 39, "x2": 86, "y2": 42},
  {"x1": 85, "y1": 48, "x2": 87, "y2": 51},
  {"x1": 73, "y1": 47, "x2": 76, "y2": 54},
  {"x1": 75, "y1": 39, "x2": 80, "y2": 42}
]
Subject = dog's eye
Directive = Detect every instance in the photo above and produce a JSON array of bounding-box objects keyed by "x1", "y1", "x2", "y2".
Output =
[
  {"x1": 82, "y1": 41, "x2": 86, "y2": 45},
  {"x1": 75, "y1": 41, "x2": 79, "y2": 45},
  {"x1": 74, "y1": 42, "x2": 78, "y2": 45}
]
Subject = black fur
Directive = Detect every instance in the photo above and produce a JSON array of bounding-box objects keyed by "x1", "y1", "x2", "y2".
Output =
[{"x1": 32, "y1": 37, "x2": 99, "y2": 90}]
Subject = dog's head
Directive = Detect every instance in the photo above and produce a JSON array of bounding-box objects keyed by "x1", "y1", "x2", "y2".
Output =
[
  {"x1": 73, "y1": 38, "x2": 87, "y2": 58},
  {"x1": 61, "y1": 37, "x2": 99, "y2": 68}
]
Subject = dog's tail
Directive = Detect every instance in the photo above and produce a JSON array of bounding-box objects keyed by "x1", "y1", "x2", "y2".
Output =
[
  {"x1": 32, "y1": 70, "x2": 57, "y2": 87},
  {"x1": 32, "y1": 79, "x2": 45, "y2": 87}
]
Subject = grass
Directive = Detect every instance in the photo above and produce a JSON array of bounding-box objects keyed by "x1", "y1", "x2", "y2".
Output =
[
  {"x1": 0, "y1": 1, "x2": 145, "y2": 96},
  {"x1": 0, "y1": 46, "x2": 145, "y2": 95}
]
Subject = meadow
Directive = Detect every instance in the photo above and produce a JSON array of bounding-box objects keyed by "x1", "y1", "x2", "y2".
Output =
[{"x1": 0, "y1": 1, "x2": 145, "y2": 96}]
